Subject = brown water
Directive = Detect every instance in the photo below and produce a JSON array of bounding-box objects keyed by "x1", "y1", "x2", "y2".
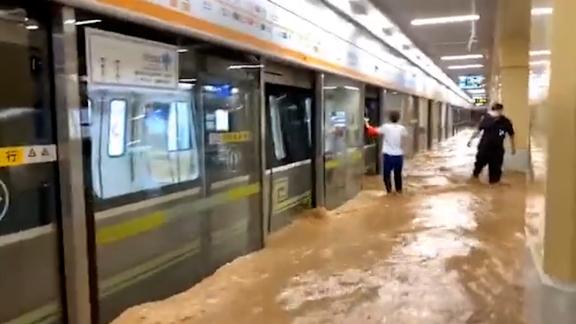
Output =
[{"x1": 113, "y1": 131, "x2": 527, "y2": 324}]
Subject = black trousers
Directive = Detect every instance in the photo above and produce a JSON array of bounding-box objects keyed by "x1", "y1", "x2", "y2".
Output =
[
  {"x1": 473, "y1": 147, "x2": 504, "y2": 184},
  {"x1": 383, "y1": 154, "x2": 403, "y2": 193}
]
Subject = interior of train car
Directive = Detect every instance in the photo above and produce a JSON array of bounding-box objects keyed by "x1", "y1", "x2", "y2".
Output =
[{"x1": 0, "y1": 1, "x2": 471, "y2": 323}]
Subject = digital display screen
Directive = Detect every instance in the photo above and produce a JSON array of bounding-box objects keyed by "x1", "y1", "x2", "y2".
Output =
[
  {"x1": 459, "y1": 75, "x2": 485, "y2": 90},
  {"x1": 204, "y1": 84, "x2": 232, "y2": 98},
  {"x1": 474, "y1": 97, "x2": 488, "y2": 106}
]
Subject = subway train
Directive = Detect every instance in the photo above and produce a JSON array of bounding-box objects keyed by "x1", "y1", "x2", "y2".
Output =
[{"x1": 0, "y1": 1, "x2": 477, "y2": 323}]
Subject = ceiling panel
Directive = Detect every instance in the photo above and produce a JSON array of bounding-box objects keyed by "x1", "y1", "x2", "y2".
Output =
[{"x1": 369, "y1": 0, "x2": 497, "y2": 91}]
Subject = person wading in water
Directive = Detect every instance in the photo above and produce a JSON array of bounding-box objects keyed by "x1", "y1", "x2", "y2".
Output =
[
  {"x1": 467, "y1": 103, "x2": 516, "y2": 184},
  {"x1": 365, "y1": 111, "x2": 408, "y2": 194}
]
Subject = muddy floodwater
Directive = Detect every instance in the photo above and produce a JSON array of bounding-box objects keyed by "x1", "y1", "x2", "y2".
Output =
[{"x1": 114, "y1": 131, "x2": 527, "y2": 324}]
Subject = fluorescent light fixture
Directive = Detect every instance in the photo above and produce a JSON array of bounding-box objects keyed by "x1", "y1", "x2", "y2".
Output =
[
  {"x1": 441, "y1": 54, "x2": 483, "y2": 61},
  {"x1": 532, "y1": 7, "x2": 553, "y2": 16},
  {"x1": 179, "y1": 78, "x2": 197, "y2": 82},
  {"x1": 25, "y1": 25, "x2": 39, "y2": 30},
  {"x1": 177, "y1": 49, "x2": 188, "y2": 53},
  {"x1": 323, "y1": 86, "x2": 338, "y2": 90},
  {"x1": 75, "y1": 19, "x2": 102, "y2": 26},
  {"x1": 530, "y1": 60, "x2": 550, "y2": 66},
  {"x1": 64, "y1": 19, "x2": 76, "y2": 25},
  {"x1": 411, "y1": 15, "x2": 480, "y2": 26},
  {"x1": 344, "y1": 86, "x2": 360, "y2": 91},
  {"x1": 227, "y1": 64, "x2": 264, "y2": 70},
  {"x1": 467, "y1": 89, "x2": 486, "y2": 94},
  {"x1": 530, "y1": 50, "x2": 551, "y2": 57},
  {"x1": 447, "y1": 64, "x2": 484, "y2": 70}
]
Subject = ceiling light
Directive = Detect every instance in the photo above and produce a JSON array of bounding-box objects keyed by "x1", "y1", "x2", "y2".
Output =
[
  {"x1": 64, "y1": 19, "x2": 76, "y2": 24},
  {"x1": 530, "y1": 60, "x2": 550, "y2": 66},
  {"x1": 75, "y1": 19, "x2": 102, "y2": 26},
  {"x1": 179, "y1": 78, "x2": 196, "y2": 82},
  {"x1": 441, "y1": 54, "x2": 483, "y2": 61},
  {"x1": 411, "y1": 15, "x2": 480, "y2": 26},
  {"x1": 531, "y1": 7, "x2": 553, "y2": 16},
  {"x1": 530, "y1": 50, "x2": 551, "y2": 56},
  {"x1": 448, "y1": 64, "x2": 484, "y2": 70},
  {"x1": 227, "y1": 64, "x2": 264, "y2": 70},
  {"x1": 467, "y1": 89, "x2": 486, "y2": 94},
  {"x1": 25, "y1": 25, "x2": 39, "y2": 30},
  {"x1": 177, "y1": 49, "x2": 188, "y2": 53}
]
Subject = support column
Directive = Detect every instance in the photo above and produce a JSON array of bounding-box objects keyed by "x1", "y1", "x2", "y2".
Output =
[
  {"x1": 493, "y1": 0, "x2": 531, "y2": 171},
  {"x1": 544, "y1": 0, "x2": 576, "y2": 283}
]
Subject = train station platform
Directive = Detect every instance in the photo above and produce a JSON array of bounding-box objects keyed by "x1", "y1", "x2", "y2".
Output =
[
  {"x1": 110, "y1": 131, "x2": 552, "y2": 324},
  {"x1": 5, "y1": 0, "x2": 576, "y2": 323}
]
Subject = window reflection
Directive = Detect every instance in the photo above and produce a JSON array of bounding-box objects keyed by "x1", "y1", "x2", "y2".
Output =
[{"x1": 265, "y1": 86, "x2": 313, "y2": 168}]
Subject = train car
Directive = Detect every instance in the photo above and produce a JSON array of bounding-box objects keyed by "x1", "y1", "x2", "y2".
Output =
[{"x1": 0, "y1": 0, "x2": 472, "y2": 323}]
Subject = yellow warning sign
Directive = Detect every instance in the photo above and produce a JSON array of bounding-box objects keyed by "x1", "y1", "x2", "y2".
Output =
[
  {"x1": 209, "y1": 131, "x2": 252, "y2": 144},
  {"x1": 0, "y1": 145, "x2": 57, "y2": 168},
  {"x1": 28, "y1": 148, "x2": 37, "y2": 158},
  {"x1": 221, "y1": 131, "x2": 252, "y2": 143},
  {"x1": 0, "y1": 147, "x2": 25, "y2": 167}
]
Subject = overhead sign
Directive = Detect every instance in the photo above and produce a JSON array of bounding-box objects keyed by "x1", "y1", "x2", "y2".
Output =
[
  {"x1": 474, "y1": 97, "x2": 488, "y2": 106},
  {"x1": 458, "y1": 75, "x2": 485, "y2": 90},
  {"x1": 0, "y1": 179, "x2": 8, "y2": 222},
  {"x1": 85, "y1": 28, "x2": 179, "y2": 89},
  {"x1": 0, "y1": 145, "x2": 57, "y2": 168}
]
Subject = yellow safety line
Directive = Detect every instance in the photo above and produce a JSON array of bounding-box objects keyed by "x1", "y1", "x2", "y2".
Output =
[
  {"x1": 95, "y1": 183, "x2": 261, "y2": 245},
  {"x1": 96, "y1": 211, "x2": 167, "y2": 245}
]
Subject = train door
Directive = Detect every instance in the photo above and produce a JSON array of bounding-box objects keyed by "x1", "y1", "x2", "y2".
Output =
[
  {"x1": 402, "y1": 95, "x2": 418, "y2": 158},
  {"x1": 364, "y1": 86, "x2": 380, "y2": 175},
  {"x1": 0, "y1": 3, "x2": 65, "y2": 323},
  {"x1": 77, "y1": 17, "x2": 209, "y2": 322},
  {"x1": 198, "y1": 53, "x2": 263, "y2": 268},
  {"x1": 323, "y1": 75, "x2": 364, "y2": 209},
  {"x1": 263, "y1": 62, "x2": 314, "y2": 232},
  {"x1": 418, "y1": 97, "x2": 429, "y2": 152},
  {"x1": 88, "y1": 89, "x2": 133, "y2": 198}
]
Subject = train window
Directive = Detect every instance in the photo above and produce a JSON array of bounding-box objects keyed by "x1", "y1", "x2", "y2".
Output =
[
  {"x1": 176, "y1": 102, "x2": 192, "y2": 150},
  {"x1": 266, "y1": 86, "x2": 313, "y2": 168},
  {"x1": 108, "y1": 99, "x2": 127, "y2": 157},
  {"x1": 269, "y1": 95, "x2": 287, "y2": 160},
  {"x1": 167, "y1": 104, "x2": 178, "y2": 151},
  {"x1": 215, "y1": 109, "x2": 229, "y2": 131}
]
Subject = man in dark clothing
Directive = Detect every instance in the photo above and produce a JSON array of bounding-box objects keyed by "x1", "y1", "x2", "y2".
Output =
[{"x1": 467, "y1": 103, "x2": 516, "y2": 184}]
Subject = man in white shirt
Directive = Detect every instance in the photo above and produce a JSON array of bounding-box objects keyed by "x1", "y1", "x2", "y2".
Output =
[{"x1": 366, "y1": 111, "x2": 409, "y2": 193}]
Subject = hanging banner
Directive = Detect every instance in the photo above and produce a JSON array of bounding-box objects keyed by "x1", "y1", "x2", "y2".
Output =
[{"x1": 85, "y1": 28, "x2": 179, "y2": 89}]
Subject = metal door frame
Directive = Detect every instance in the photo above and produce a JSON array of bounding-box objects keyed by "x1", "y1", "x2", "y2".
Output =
[
  {"x1": 313, "y1": 72, "x2": 325, "y2": 208},
  {"x1": 52, "y1": 6, "x2": 93, "y2": 324}
]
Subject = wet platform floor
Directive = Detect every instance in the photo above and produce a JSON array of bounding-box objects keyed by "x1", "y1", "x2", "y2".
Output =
[{"x1": 114, "y1": 131, "x2": 528, "y2": 324}]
